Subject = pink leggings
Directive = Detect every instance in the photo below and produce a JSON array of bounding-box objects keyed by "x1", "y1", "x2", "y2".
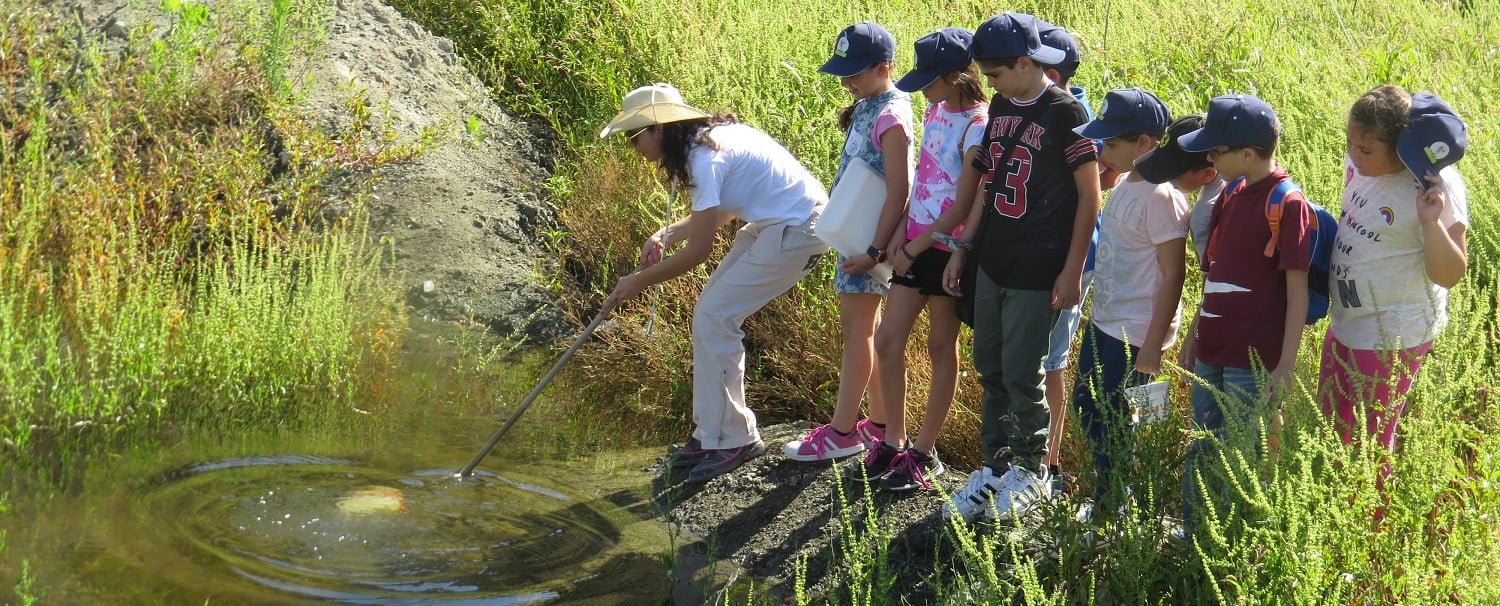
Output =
[{"x1": 1317, "y1": 331, "x2": 1433, "y2": 450}]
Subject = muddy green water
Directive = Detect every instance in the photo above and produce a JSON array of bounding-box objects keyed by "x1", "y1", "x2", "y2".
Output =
[{"x1": 2, "y1": 322, "x2": 681, "y2": 604}]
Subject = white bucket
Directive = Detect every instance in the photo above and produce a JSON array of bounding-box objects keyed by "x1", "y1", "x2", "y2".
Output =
[
  {"x1": 1125, "y1": 379, "x2": 1170, "y2": 425},
  {"x1": 814, "y1": 157, "x2": 886, "y2": 258}
]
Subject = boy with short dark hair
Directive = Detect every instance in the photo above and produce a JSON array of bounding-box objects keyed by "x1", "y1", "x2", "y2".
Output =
[
  {"x1": 941, "y1": 12, "x2": 1102, "y2": 523},
  {"x1": 1174, "y1": 94, "x2": 1313, "y2": 528}
]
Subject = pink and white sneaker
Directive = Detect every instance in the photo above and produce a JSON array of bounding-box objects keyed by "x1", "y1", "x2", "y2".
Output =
[
  {"x1": 783, "y1": 423, "x2": 867, "y2": 461},
  {"x1": 853, "y1": 418, "x2": 885, "y2": 446}
]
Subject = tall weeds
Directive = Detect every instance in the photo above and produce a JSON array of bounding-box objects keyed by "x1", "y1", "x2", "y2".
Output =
[{"x1": 0, "y1": 0, "x2": 405, "y2": 471}]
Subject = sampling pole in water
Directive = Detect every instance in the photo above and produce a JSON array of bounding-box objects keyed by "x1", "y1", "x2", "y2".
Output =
[{"x1": 459, "y1": 301, "x2": 616, "y2": 477}]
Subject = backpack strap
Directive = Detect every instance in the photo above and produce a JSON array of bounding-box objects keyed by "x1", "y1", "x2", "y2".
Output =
[
  {"x1": 1262, "y1": 179, "x2": 1300, "y2": 258},
  {"x1": 957, "y1": 111, "x2": 986, "y2": 157}
]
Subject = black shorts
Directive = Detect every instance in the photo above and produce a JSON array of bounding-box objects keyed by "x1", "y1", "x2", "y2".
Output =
[{"x1": 890, "y1": 247, "x2": 953, "y2": 297}]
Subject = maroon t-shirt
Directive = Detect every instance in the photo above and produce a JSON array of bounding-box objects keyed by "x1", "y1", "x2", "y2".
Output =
[{"x1": 1198, "y1": 167, "x2": 1313, "y2": 370}]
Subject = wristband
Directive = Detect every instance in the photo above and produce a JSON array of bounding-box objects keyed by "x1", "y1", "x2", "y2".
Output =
[
  {"x1": 900, "y1": 245, "x2": 918, "y2": 261},
  {"x1": 866, "y1": 245, "x2": 887, "y2": 264}
]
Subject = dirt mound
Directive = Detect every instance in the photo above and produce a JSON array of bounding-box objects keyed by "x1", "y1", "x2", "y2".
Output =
[
  {"x1": 75, "y1": 0, "x2": 568, "y2": 341},
  {"x1": 303, "y1": 0, "x2": 565, "y2": 340}
]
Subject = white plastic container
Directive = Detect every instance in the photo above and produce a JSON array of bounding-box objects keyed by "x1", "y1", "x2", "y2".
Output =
[
  {"x1": 815, "y1": 157, "x2": 886, "y2": 258},
  {"x1": 1126, "y1": 379, "x2": 1170, "y2": 425}
]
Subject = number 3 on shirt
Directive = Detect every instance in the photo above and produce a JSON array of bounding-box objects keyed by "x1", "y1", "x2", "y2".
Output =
[{"x1": 989, "y1": 145, "x2": 1032, "y2": 219}]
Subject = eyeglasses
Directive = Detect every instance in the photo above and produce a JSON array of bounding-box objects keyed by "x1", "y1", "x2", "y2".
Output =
[
  {"x1": 625, "y1": 126, "x2": 652, "y2": 144},
  {"x1": 1207, "y1": 146, "x2": 1262, "y2": 161}
]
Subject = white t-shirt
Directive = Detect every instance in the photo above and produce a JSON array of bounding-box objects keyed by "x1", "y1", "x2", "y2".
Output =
[
  {"x1": 1090, "y1": 175, "x2": 1191, "y2": 348},
  {"x1": 688, "y1": 123, "x2": 826, "y2": 226},
  {"x1": 1329, "y1": 158, "x2": 1469, "y2": 349},
  {"x1": 907, "y1": 101, "x2": 987, "y2": 247}
]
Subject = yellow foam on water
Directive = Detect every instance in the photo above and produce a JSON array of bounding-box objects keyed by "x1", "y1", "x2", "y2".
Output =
[{"x1": 336, "y1": 486, "x2": 407, "y2": 515}]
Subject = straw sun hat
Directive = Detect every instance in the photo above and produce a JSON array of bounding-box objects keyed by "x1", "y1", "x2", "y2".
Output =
[{"x1": 598, "y1": 83, "x2": 711, "y2": 138}]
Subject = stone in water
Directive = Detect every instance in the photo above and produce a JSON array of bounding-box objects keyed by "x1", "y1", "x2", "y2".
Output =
[{"x1": 337, "y1": 486, "x2": 407, "y2": 515}]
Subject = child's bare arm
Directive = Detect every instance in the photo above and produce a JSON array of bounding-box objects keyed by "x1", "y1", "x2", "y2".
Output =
[
  {"x1": 1272, "y1": 269, "x2": 1309, "y2": 388},
  {"x1": 1054, "y1": 160, "x2": 1102, "y2": 309},
  {"x1": 875, "y1": 128, "x2": 912, "y2": 252},
  {"x1": 1417, "y1": 176, "x2": 1468, "y2": 288},
  {"x1": 1136, "y1": 237, "x2": 1188, "y2": 375}
]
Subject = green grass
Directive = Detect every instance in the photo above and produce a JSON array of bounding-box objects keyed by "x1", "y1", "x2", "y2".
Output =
[
  {"x1": 0, "y1": 0, "x2": 406, "y2": 476},
  {"x1": 392, "y1": 0, "x2": 1500, "y2": 601}
]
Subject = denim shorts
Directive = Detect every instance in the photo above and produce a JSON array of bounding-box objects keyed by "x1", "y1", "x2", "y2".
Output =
[
  {"x1": 1044, "y1": 271, "x2": 1093, "y2": 372},
  {"x1": 834, "y1": 254, "x2": 891, "y2": 296}
]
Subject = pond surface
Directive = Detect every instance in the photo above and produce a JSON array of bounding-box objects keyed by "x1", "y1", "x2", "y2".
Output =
[{"x1": 3, "y1": 321, "x2": 677, "y2": 604}]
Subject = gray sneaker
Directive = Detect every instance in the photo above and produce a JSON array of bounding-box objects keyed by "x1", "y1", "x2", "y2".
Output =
[
  {"x1": 687, "y1": 440, "x2": 767, "y2": 482},
  {"x1": 666, "y1": 437, "x2": 710, "y2": 469}
]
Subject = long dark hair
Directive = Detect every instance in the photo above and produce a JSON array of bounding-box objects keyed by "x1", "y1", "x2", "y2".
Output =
[
  {"x1": 658, "y1": 111, "x2": 739, "y2": 188},
  {"x1": 946, "y1": 63, "x2": 987, "y2": 108}
]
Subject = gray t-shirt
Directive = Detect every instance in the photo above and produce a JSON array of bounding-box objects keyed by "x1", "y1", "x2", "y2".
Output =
[{"x1": 1188, "y1": 177, "x2": 1227, "y2": 260}]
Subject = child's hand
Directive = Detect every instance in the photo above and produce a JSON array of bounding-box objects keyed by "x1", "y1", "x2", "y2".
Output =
[
  {"x1": 1417, "y1": 173, "x2": 1448, "y2": 226},
  {"x1": 640, "y1": 232, "x2": 665, "y2": 268},
  {"x1": 1269, "y1": 364, "x2": 1295, "y2": 396},
  {"x1": 1051, "y1": 271, "x2": 1082, "y2": 310},
  {"x1": 887, "y1": 240, "x2": 910, "y2": 275},
  {"x1": 1176, "y1": 335, "x2": 1197, "y2": 369},
  {"x1": 605, "y1": 272, "x2": 646, "y2": 308},
  {"x1": 1134, "y1": 348, "x2": 1163, "y2": 376},
  {"x1": 891, "y1": 244, "x2": 914, "y2": 277},
  {"x1": 942, "y1": 251, "x2": 966, "y2": 297},
  {"x1": 841, "y1": 254, "x2": 878, "y2": 275}
]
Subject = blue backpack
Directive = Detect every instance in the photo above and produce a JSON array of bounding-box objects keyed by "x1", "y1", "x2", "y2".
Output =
[{"x1": 1214, "y1": 177, "x2": 1338, "y2": 324}]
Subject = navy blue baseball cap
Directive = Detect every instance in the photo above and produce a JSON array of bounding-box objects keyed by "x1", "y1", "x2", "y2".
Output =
[
  {"x1": 1397, "y1": 92, "x2": 1467, "y2": 185},
  {"x1": 1074, "y1": 87, "x2": 1170, "y2": 139},
  {"x1": 1176, "y1": 93, "x2": 1279, "y2": 152},
  {"x1": 895, "y1": 28, "x2": 974, "y2": 92},
  {"x1": 971, "y1": 13, "x2": 1065, "y2": 64},
  {"x1": 1035, "y1": 20, "x2": 1081, "y2": 77},
  {"x1": 819, "y1": 22, "x2": 896, "y2": 77}
]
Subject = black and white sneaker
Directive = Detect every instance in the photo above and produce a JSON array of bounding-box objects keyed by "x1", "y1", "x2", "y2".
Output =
[{"x1": 879, "y1": 448, "x2": 945, "y2": 492}]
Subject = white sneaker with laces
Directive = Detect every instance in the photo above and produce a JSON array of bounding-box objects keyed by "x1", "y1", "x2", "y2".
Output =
[
  {"x1": 943, "y1": 466, "x2": 1004, "y2": 522},
  {"x1": 991, "y1": 465, "x2": 1049, "y2": 522}
]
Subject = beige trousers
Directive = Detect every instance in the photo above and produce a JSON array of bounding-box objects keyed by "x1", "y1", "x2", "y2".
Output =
[{"x1": 692, "y1": 212, "x2": 827, "y2": 449}]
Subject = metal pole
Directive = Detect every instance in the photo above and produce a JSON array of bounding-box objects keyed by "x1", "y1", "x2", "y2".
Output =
[{"x1": 458, "y1": 303, "x2": 615, "y2": 477}]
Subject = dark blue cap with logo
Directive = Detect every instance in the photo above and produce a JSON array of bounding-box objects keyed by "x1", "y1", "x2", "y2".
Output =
[
  {"x1": 1074, "y1": 87, "x2": 1170, "y2": 139},
  {"x1": 895, "y1": 28, "x2": 974, "y2": 92},
  {"x1": 971, "y1": 13, "x2": 1065, "y2": 64},
  {"x1": 1034, "y1": 20, "x2": 1081, "y2": 76},
  {"x1": 1177, "y1": 93, "x2": 1279, "y2": 152},
  {"x1": 1397, "y1": 92, "x2": 1467, "y2": 186},
  {"x1": 819, "y1": 22, "x2": 897, "y2": 77}
]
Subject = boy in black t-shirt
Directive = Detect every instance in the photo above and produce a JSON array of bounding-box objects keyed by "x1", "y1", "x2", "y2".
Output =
[{"x1": 942, "y1": 12, "x2": 1102, "y2": 523}]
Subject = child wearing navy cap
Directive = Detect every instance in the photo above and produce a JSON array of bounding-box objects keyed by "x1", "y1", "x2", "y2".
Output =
[
  {"x1": 1136, "y1": 114, "x2": 1226, "y2": 263},
  {"x1": 863, "y1": 27, "x2": 989, "y2": 492},
  {"x1": 1067, "y1": 88, "x2": 1189, "y2": 525},
  {"x1": 785, "y1": 22, "x2": 915, "y2": 470},
  {"x1": 1319, "y1": 86, "x2": 1469, "y2": 458},
  {"x1": 1175, "y1": 93, "x2": 1315, "y2": 530},
  {"x1": 941, "y1": 12, "x2": 1102, "y2": 523}
]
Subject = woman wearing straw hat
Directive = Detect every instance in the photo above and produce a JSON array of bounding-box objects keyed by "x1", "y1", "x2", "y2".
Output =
[{"x1": 601, "y1": 83, "x2": 830, "y2": 482}]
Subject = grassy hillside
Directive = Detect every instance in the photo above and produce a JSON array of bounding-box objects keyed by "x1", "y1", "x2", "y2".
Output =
[{"x1": 394, "y1": 0, "x2": 1499, "y2": 601}]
